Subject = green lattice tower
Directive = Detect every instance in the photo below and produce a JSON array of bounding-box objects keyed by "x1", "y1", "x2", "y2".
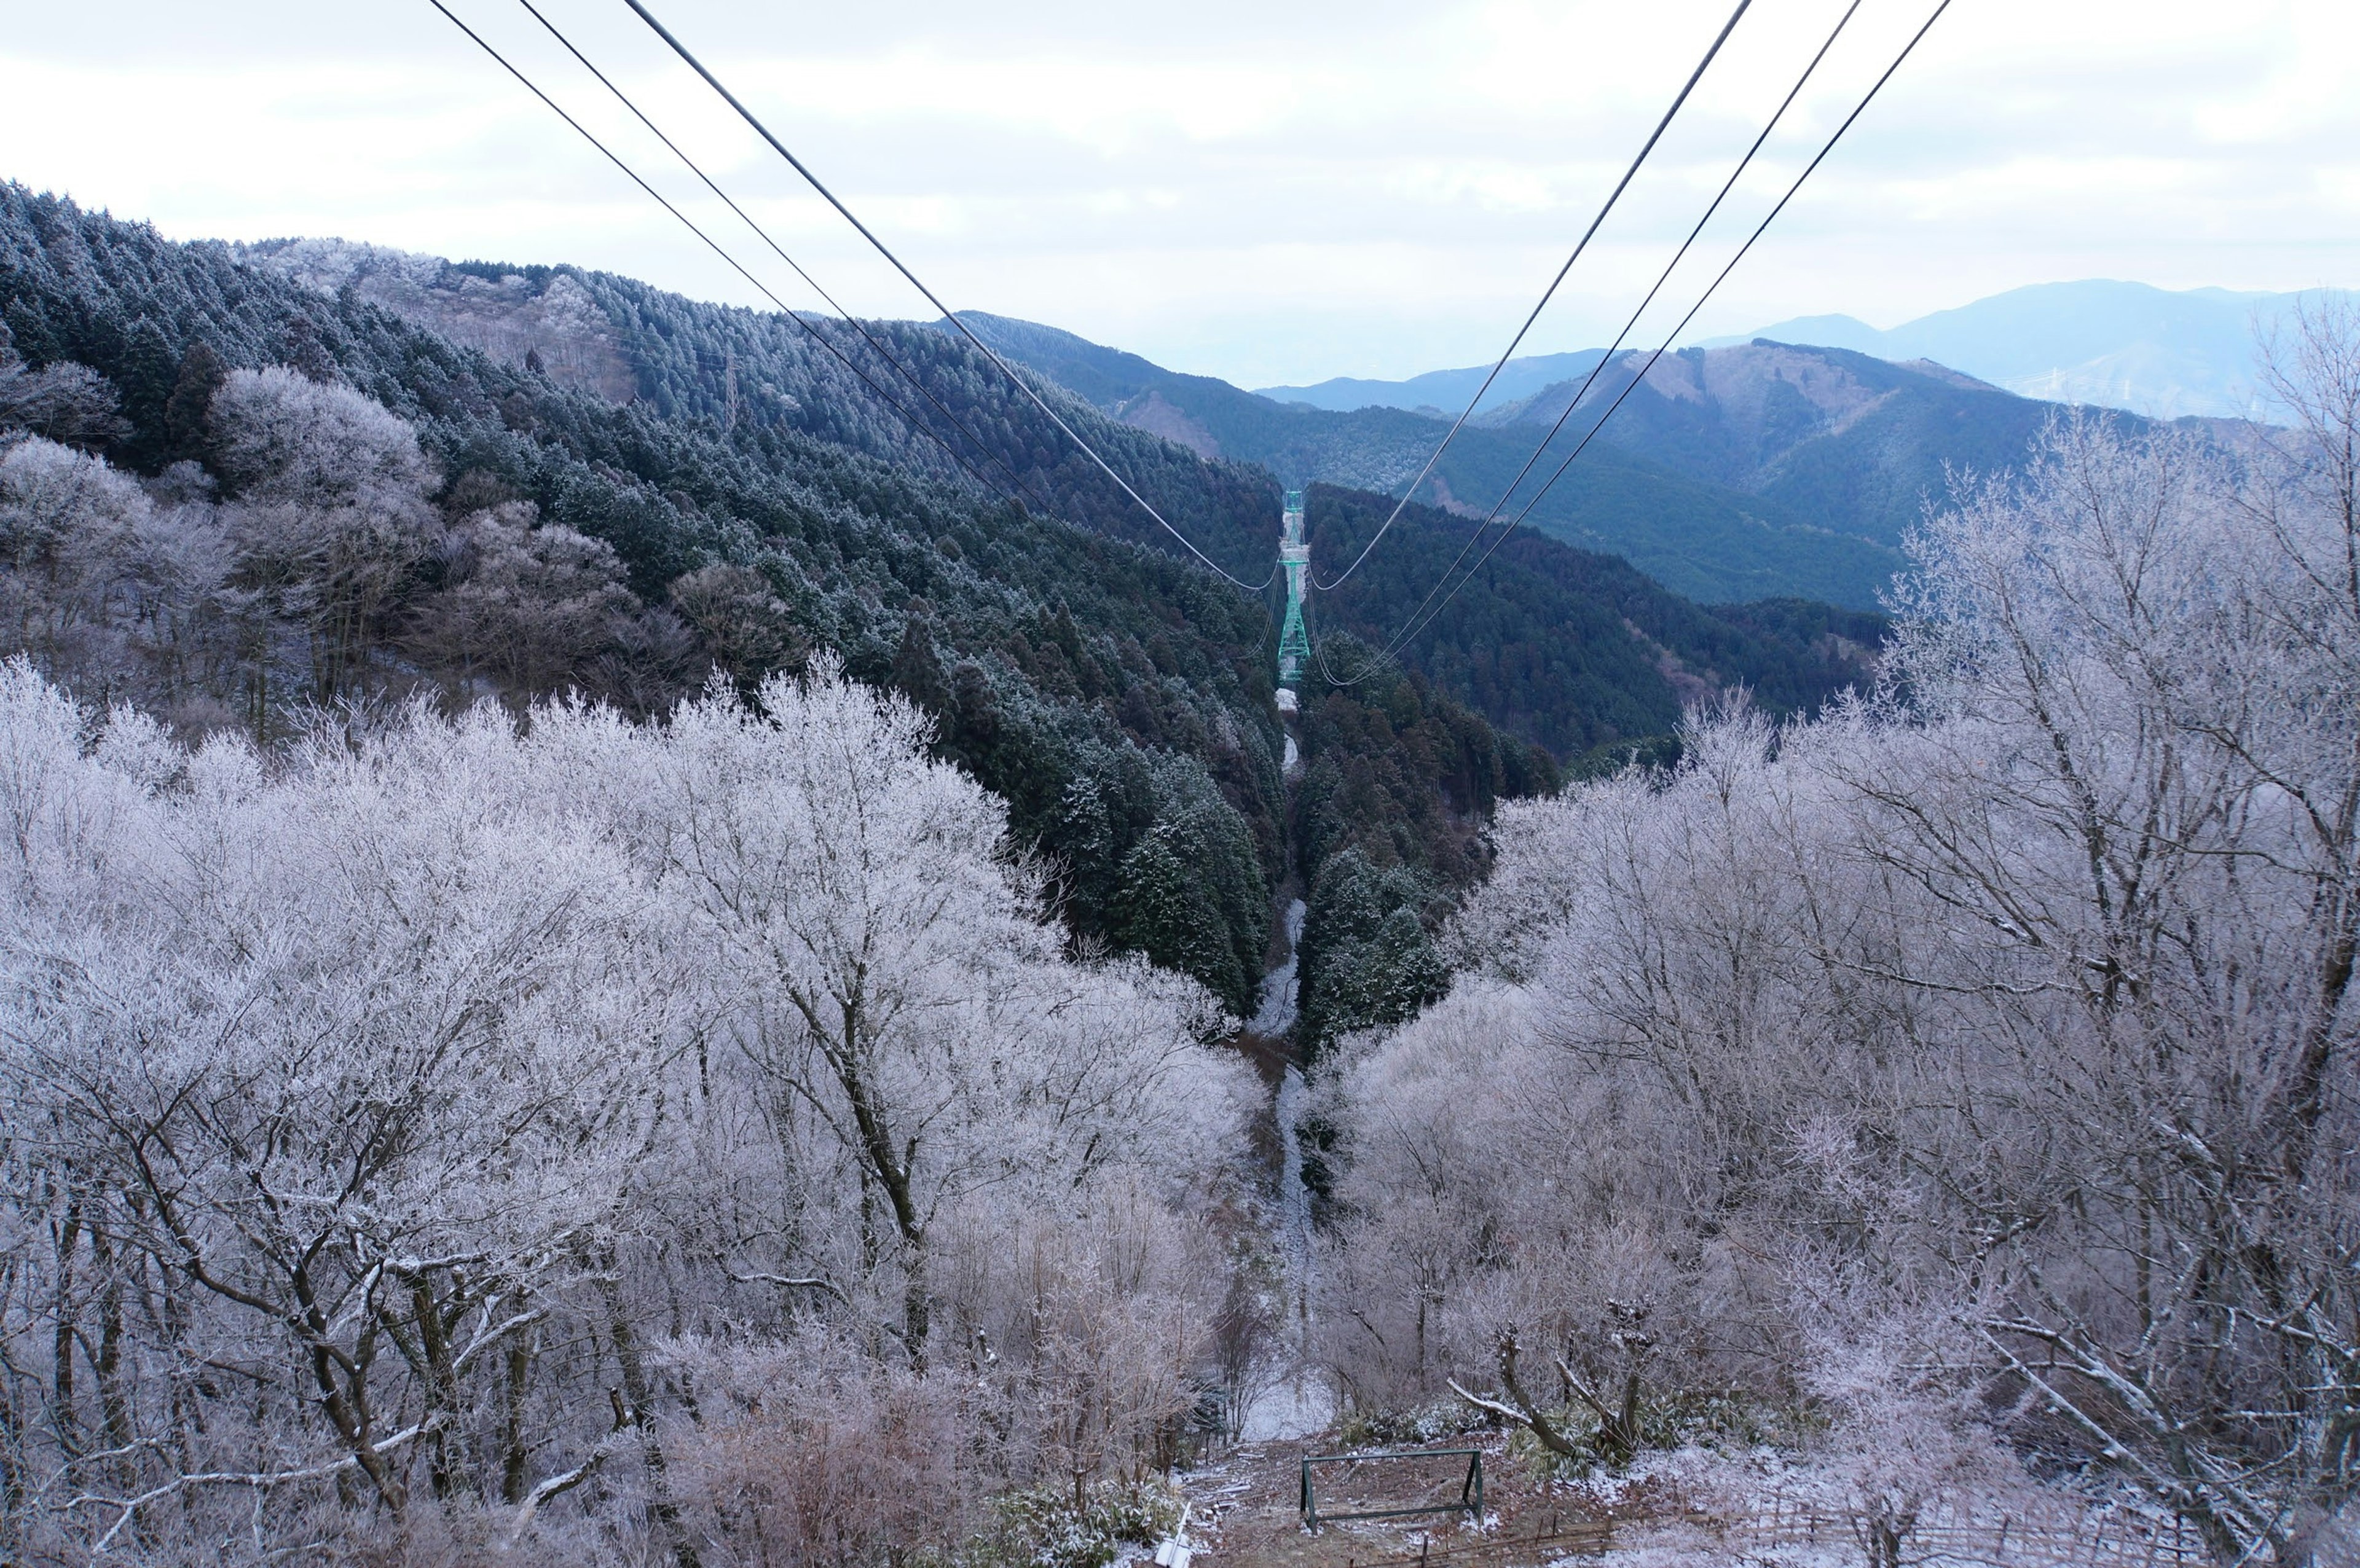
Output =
[{"x1": 1277, "y1": 488, "x2": 1310, "y2": 689}]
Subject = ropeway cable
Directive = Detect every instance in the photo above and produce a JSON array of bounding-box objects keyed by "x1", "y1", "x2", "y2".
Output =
[
  {"x1": 621, "y1": 0, "x2": 1279, "y2": 593},
  {"x1": 1320, "y1": 0, "x2": 1867, "y2": 686},
  {"x1": 506, "y1": 0, "x2": 1059, "y2": 518},
  {"x1": 1419, "y1": 0, "x2": 1962, "y2": 645},
  {"x1": 1310, "y1": 0, "x2": 1755, "y2": 594},
  {"x1": 1331, "y1": 0, "x2": 1958, "y2": 682},
  {"x1": 423, "y1": 0, "x2": 1042, "y2": 516},
  {"x1": 1329, "y1": 0, "x2": 1864, "y2": 681}
]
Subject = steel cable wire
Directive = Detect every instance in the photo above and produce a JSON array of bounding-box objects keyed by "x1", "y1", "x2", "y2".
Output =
[
  {"x1": 1310, "y1": 0, "x2": 1755, "y2": 594},
  {"x1": 1320, "y1": 0, "x2": 1866, "y2": 685},
  {"x1": 1321, "y1": 0, "x2": 1956, "y2": 687},
  {"x1": 508, "y1": 0, "x2": 1060, "y2": 517},
  {"x1": 621, "y1": 0, "x2": 1278, "y2": 592},
  {"x1": 423, "y1": 0, "x2": 1040, "y2": 515}
]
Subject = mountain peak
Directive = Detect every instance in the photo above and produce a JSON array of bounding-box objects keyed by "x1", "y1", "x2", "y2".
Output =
[{"x1": 1729, "y1": 279, "x2": 2351, "y2": 418}]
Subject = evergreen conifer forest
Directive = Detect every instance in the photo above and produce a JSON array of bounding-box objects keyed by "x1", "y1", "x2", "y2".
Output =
[{"x1": 4, "y1": 186, "x2": 2358, "y2": 1564}]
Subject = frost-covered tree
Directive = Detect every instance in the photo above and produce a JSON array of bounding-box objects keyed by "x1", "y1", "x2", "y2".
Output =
[
  {"x1": 527, "y1": 664, "x2": 1248, "y2": 1363},
  {"x1": 0, "y1": 436, "x2": 154, "y2": 680},
  {"x1": 1313, "y1": 310, "x2": 2360, "y2": 1564},
  {"x1": 0, "y1": 652, "x2": 1253, "y2": 1564},
  {"x1": 0, "y1": 323, "x2": 132, "y2": 454},
  {"x1": 411, "y1": 501, "x2": 638, "y2": 704},
  {"x1": 207, "y1": 366, "x2": 436, "y2": 510},
  {"x1": 210, "y1": 368, "x2": 441, "y2": 701}
]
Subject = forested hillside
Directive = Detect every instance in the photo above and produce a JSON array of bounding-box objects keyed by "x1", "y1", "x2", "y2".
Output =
[
  {"x1": 1310, "y1": 372, "x2": 2360, "y2": 1562},
  {"x1": 1303, "y1": 484, "x2": 1881, "y2": 761},
  {"x1": 966, "y1": 312, "x2": 1902, "y2": 607},
  {"x1": 235, "y1": 238, "x2": 1284, "y2": 575},
  {"x1": 6, "y1": 171, "x2": 2359, "y2": 1567},
  {"x1": 227, "y1": 232, "x2": 1884, "y2": 741},
  {"x1": 967, "y1": 315, "x2": 2265, "y2": 612},
  {"x1": 0, "y1": 186, "x2": 1296, "y2": 1010},
  {"x1": 0, "y1": 188, "x2": 1884, "y2": 1014}
]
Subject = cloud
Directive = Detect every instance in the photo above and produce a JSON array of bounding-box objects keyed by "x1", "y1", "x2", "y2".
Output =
[{"x1": 4, "y1": 0, "x2": 2355, "y2": 386}]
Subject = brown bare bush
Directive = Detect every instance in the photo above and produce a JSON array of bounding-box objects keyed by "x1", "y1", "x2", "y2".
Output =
[{"x1": 666, "y1": 1328, "x2": 978, "y2": 1567}]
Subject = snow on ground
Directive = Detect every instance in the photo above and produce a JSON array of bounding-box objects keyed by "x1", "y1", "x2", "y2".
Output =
[
  {"x1": 1184, "y1": 1432, "x2": 2238, "y2": 1567},
  {"x1": 1556, "y1": 1530, "x2": 1851, "y2": 1568},
  {"x1": 1240, "y1": 1060, "x2": 1334, "y2": 1438},
  {"x1": 1238, "y1": 1339, "x2": 1332, "y2": 1442},
  {"x1": 1248, "y1": 900, "x2": 1307, "y2": 1037},
  {"x1": 1240, "y1": 900, "x2": 1331, "y2": 1443}
]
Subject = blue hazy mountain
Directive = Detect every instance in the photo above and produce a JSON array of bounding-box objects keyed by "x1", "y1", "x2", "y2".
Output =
[
  {"x1": 1257, "y1": 350, "x2": 1610, "y2": 416},
  {"x1": 1259, "y1": 281, "x2": 2350, "y2": 422},
  {"x1": 1723, "y1": 280, "x2": 2355, "y2": 418}
]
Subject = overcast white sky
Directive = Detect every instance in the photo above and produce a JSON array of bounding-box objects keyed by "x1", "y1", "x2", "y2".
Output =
[{"x1": 5, "y1": 1, "x2": 2356, "y2": 387}]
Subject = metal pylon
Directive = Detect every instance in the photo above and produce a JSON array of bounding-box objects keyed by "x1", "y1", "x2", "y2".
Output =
[{"x1": 1276, "y1": 489, "x2": 1310, "y2": 702}]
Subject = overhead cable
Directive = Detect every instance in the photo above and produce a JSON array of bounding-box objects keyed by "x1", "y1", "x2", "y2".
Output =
[
  {"x1": 621, "y1": 0, "x2": 1277, "y2": 592},
  {"x1": 506, "y1": 0, "x2": 1056, "y2": 515},
  {"x1": 423, "y1": 0, "x2": 1037, "y2": 514},
  {"x1": 1354, "y1": 0, "x2": 1959, "y2": 675},
  {"x1": 1322, "y1": 0, "x2": 1866, "y2": 685},
  {"x1": 1311, "y1": 0, "x2": 1755, "y2": 594}
]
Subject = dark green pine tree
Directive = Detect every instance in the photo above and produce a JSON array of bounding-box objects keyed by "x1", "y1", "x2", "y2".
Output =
[
  {"x1": 1114, "y1": 828, "x2": 1253, "y2": 1014},
  {"x1": 108, "y1": 319, "x2": 182, "y2": 467},
  {"x1": 281, "y1": 315, "x2": 339, "y2": 384},
  {"x1": 162, "y1": 339, "x2": 227, "y2": 469},
  {"x1": 890, "y1": 614, "x2": 952, "y2": 721}
]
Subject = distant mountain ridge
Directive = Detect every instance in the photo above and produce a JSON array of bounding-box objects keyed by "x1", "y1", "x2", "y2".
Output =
[
  {"x1": 1476, "y1": 339, "x2": 2055, "y2": 547},
  {"x1": 1723, "y1": 280, "x2": 2356, "y2": 418},
  {"x1": 0, "y1": 190, "x2": 1875, "y2": 758},
  {"x1": 1257, "y1": 350, "x2": 1610, "y2": 417},
  {"x1": 967, "y1": 314, "x2": 2144, "y2": 610},
  {"x1": 184, "y1": 238, "x2": 2189, "y2": 612},
  {"x1": 1264, "y1": 280, "x2": 2351, "y2": 423}
]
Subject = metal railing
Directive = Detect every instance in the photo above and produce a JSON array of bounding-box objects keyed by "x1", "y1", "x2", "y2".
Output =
[{"x1": 1301, "y1": 1448, "x2": 1483, "y2": 1529}]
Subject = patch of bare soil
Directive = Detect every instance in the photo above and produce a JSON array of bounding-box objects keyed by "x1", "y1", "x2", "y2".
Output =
[{"x1": 1115, "y1": 391, "x2": 1223, "y2": 459}]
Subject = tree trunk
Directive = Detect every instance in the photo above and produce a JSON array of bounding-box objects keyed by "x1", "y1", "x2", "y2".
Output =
[
  {"x1": 598, "y1": 1268, "x2": 699, "y2": 1568},
  {"x1": 500, "y1": 1318, "x2": 536, "y2": 1507}
]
